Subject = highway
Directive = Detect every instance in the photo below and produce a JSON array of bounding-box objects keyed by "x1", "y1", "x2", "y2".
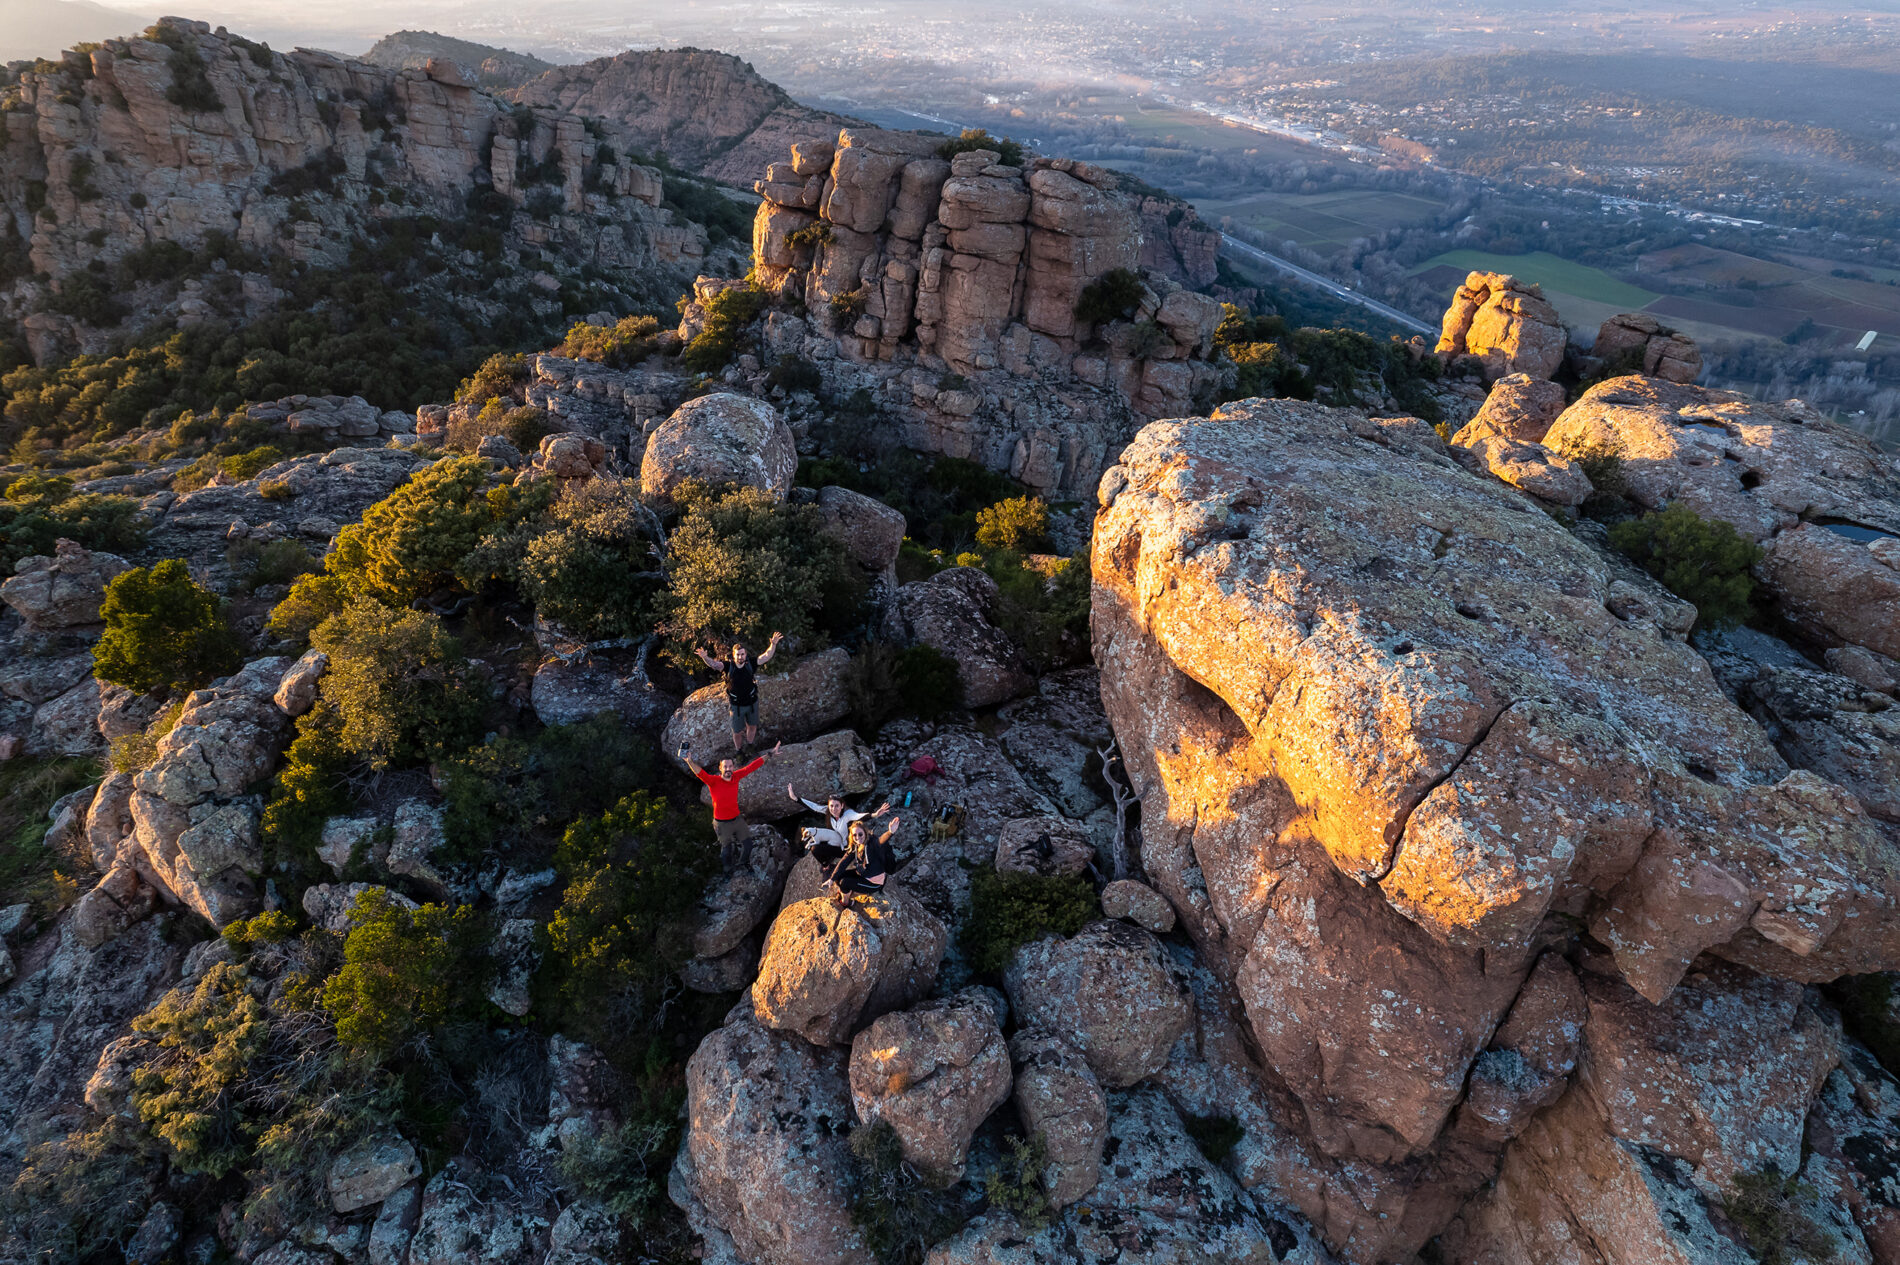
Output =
[{"x1": 1219, "y1": 235, "x2": 1436, "y2": 337}]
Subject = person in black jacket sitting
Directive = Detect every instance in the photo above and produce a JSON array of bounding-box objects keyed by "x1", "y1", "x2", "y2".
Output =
[{"x1": 827, "y1": 816, "x2": 901, "y2": 898}]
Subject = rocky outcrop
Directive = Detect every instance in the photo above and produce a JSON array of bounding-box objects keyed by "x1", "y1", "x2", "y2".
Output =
[
  {"x1": 360, "y1": 30, "x2": 556, "y2": 90},
  {"x1": 1007, "y1": 1028, "x2": 1108, "y2": 1208},
  {"x1": 1451, "y1": 373, "x2": 1566, "y2": 446},
  {"x1": 1543, "y1": 375, "x2": 1900, "y2": 658},
  {"x1": 123, "y1": 656, "x2": 296, "y2": 927},
  {"x1": 890, "y1": 566, "x2": 1034, "y2": 708},
  {"x1": 1004, "y1": 920, "x2": 1192, "y2": 1089},
  {"x1": 1, "y1": 19, "x2": 708, "y2": 361},
  {"x1": 639, "y1": 393, "x2": 798, "y2": 506},
  {"x1": 1592, "y1": 312, "x2": 1703, "y2": 384},
  {"x1": 0, "y1": 539, "x2": 129, "y2": 629},
  {"x1": 673, "y1": 1003, "x2": 875, "y2": 1265},
  {"x1": 689, "y1": 129, "x2": 1229, "y2": 499},
  {"x1": 505, "y1": 47, "x2": 856, "y2": 187},
  {"x1": 813, "y1": 486, "x2": 907, "y2": 576},
  {"x1": 1092, "y1": 397, "x2": 1900, "y2": 1259},
  {"x1": 847, "y1": 988, "x2": 1011, "y2": 1178},
  {"x1": 1449, "y1": 431, "x2": 1592, "y2": 507},
  {"x1": 754, "y1": 890, "x2": 946, "y2": 1045},
  {"x1": 925, "y1": 1087, "x2": 1330, "y2": 1265},
  {"x1": 1434, "y1": 272, "x2": 1566, "y2": 382}
]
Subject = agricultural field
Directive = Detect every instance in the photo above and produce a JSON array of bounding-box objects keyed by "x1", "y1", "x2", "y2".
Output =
[
  {"x1": 1412, "y1": 249, "x2": 1659, "y2": 309},
  {"x1": 1199, "y1": 189, "x2": 1450, "y2": 255}
]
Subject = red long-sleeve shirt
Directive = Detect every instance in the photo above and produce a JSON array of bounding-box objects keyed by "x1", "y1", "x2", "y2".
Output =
[{"x1": 697, "y1": 756, "x2": 765, "y2": 820}]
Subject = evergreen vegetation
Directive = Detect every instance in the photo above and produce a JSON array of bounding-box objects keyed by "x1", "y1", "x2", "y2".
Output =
[
  {"x1": 92, "y1": 561, "x2": 242, "y2": 695},
  {"x1": 1608, "y1": 503, "x2": 1763, "y2": 630}
]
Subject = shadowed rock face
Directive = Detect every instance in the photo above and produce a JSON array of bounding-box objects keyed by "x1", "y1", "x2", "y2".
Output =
[{"x1": 1091, "y1": 397, "x2": 1900, "y2": 1258}]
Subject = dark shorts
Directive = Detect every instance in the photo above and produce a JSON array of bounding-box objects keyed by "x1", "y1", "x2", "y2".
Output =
[{"x1": 728, "y1": 701, "x2": 760, "y2": 733}]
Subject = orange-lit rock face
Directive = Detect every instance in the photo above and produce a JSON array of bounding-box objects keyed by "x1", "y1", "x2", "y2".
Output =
[{"x1": 1092, "y1": 398, "x2": 1900, "y2": 1168}]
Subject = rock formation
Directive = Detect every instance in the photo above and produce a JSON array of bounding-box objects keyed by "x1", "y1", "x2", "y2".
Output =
[
  {"x1": 359, "y1": 30, "x2": 556, "y2": 90},
  {"x1": 1543, "y1": 375, "x2": 1900, "y2": 658},
  {"x1": 1092, "y1": 396, "x2": 1900, "y2": 1260},
  {"x1": 504, "y1": 47, "x2": 856, "y2": 187},
  {"x1": 639, "y1": 392, "x2": 798, "y2": 506},
  {"x1": 0, "y1": 19, "x2": 712, "y2": 360},
  {"x1": 1434, "y1": 272, "x2": 1567, "y2": 381},
  {"x1": 1592, "y1": 311, "x2": 1703, "y2": 384},
  {"x1": 684, "y1": 128, "x2": 1228, "y2": 498}
]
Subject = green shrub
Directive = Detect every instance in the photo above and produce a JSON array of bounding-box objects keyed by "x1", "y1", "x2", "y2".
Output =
[
  {"x1": 321, "y1": 889, "x2": 490, "y2": 1059},
  {"x1": 515, "y1": 480, "x2": 666, "y2": 640},
  {"x1": 439, "y1": 716, "x2": 654, "y2": 861},
  {"x1": 558, "y1": 314, "x2": 662, "y2": 368},
  {"x1": 661, "y1": 485, "x2": 861, "y2": 669},
  {"x1": 1183, "y1": 1114, "x2": 1244, "y2": 1164},
  {"x1": 221, "y1": 908, "x2": 299, "y2": 953},
  {"x1": 45, "y1": 272, "x2": 122, "y2": 326},
  {"x1": 92, "y1": 560, "x2": 242, "y2": 695},
  {"x1": 160, "y1": 33, "x2": 221, "y2": 113},
  {"x1": 555, "y1": 1074, "x2": 683, "y2": 1229},
  {"x1": 227, "y1": 536, "x2": 315, "y2": 593},
  {"x1": 260, "y1": 708, "x2": 349, "y2": 873},
  {"x1": 1554, "y1": 437, "x2": 1631, "y2": 521},
  {"x1": 324, "y1": 455, "x2": 500, "y2": 606},
  {"x1": 307, "y1": 598, "x2": 488, "y2": 770},
  {"x1": 961, "y1": 867, "x2": 1098, "y2": 975},
  {"x1": 935, "y1": 128, "x2": 1024, "y2": 168},
  {"x1": 974, "y1": 496, "x2": 1050, "y2": 554},
  {"x1": 984, "y1": 551, "x2": 1091, "y2": 674},
  {"x1": 0, "y1": 473, "x2": 145, "y2": 571},
  {"x1": 456, "y1": 351, "x2": 531, "y2": 408},
  {"x1": 894, "y1": 645, "x2": 960, "y2": 721},
  {"x1": 784, "y1": 222, "x2": 833, "y2": 251},
  {"x1": 266, "y1": 572, "x2": 347, "y2": 642},
  {"x1": 1608, "y1": 503, "x2": 1762, "y2": 630},
  {"x1": 1721, "y1": 1167, "x2": 1834, "y2": 1265},
  {"x1": 847, "y1": 1120, "x2": 970, "y2": 1264},
  {"x1": 542, "y1": 792, "x2": 715, "y2": 1039},
  {"x1": 2, "y1": 1120, "x2": 156, "y2": 1265},
  {"x1": 0, "y1": 756, "x2": 99, "y2": 920},
  {"x1": 983, "y1": 1133, "x2": 1052, "y2": 1230},
  {"x1": 830, "y1": 289, "x2": 867, "y2": 322},
  {"x1": 680, "y1": 285, "x2": 766, "y2": 374},
  {"x1": 131, "y1": 961, "x2": 270, "y2": 1177},
  {"x1": 766, "y1": 356, "x2": 824, "y2": 395},
  {"x1": 108, "y1": 700, "x2": 184, "y2": 773},
  {"x1": 1074, "y1": 268, "x2": 1144, "y2": 326},
  {"x1": 220, "y1": 443, "x2": 283, "y2": 481}
]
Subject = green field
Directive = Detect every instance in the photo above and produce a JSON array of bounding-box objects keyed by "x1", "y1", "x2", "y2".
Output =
[
  {"x1": 1198, "y1": 189, "x2": 1449, "y2": 256},
  {"x1": 1411, "y1": 250, "x2": 1660, "y2": 309},
  {"x1": 1086, "y1": 96, "x2": 1317, "y2": 159}
]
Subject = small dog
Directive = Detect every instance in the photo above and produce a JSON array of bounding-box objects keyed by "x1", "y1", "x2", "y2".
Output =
[{"x1": 928, "y1": 803, "x2": 965, "y2": 843}]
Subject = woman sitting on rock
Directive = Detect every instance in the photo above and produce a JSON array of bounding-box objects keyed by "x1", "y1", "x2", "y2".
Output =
[
  {"x1": 826, "y1": 816, "x2": 901, "y2": 899},
  {"x1": 788, "y1": 783, "x2": 891, "y2": 867}
]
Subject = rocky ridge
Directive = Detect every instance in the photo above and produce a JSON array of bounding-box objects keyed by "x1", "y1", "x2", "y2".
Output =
[{"x1": 0, "y1": 18, "x2": 722, "y2": 361}]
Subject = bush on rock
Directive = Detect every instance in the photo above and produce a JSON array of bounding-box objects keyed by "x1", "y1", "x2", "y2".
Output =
[{"x1": 93, "y1": 560, "x2": 241, "y2": 695}]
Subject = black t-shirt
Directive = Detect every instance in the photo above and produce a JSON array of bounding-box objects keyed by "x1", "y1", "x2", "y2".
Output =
[{"x1": 724, "y1": 660, "x2": 757, "y2": 706}]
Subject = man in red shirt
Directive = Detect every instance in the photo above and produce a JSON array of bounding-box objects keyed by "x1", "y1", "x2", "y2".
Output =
[{"x1": 683, "y1": 741, "x2": 779, "y2": 869}]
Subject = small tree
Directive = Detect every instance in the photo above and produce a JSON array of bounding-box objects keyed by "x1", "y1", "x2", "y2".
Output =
[
  {"x1": 93, "y1": 560, "x2": 241, "y2": 694},
  {"x1": 517, "y1": 480, "x2": 667, "y2": 640},
  {"x1": 321, "y1": 889, "x2": 489, "y2": 1060},
  {"x1": 1074, "y1": 268, "x2": 1144, "y2": 326},
  {"x1": 1608, "y1": 503, "x2": 1762, "y2": 630},
  {"x1": 935, "y1": 128, "x2": 1024, "y2": 168},
  {"x1": 974, "y1": 496, "x2": 1051, "y2": 554},
  {"x1": 661, "y1": 485, "x2": 859, "y2": 668},
  {"x1": 325, "y1": 455, "x2": 499, "y2": 606},
  {"x1": 307, "y1": 598, "x2": 487, "y2": 769}
]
